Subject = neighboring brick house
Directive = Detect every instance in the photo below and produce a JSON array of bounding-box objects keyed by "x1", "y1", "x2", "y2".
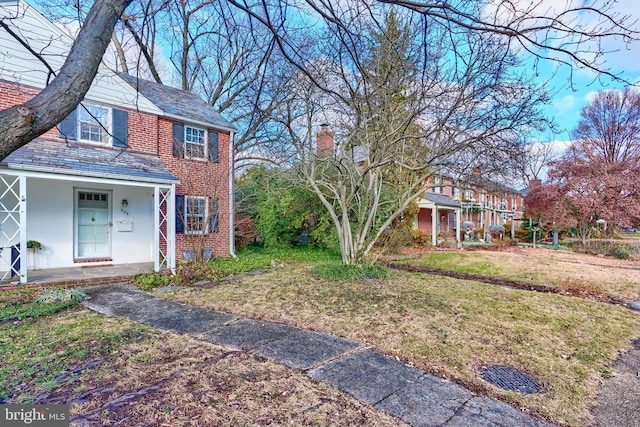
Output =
[
  {"x1": 0, "y1": 1, "x2": 235, "y2": 283},
  {"x1": 417, "y1": 168, "x2": 525, "y2": 245}
]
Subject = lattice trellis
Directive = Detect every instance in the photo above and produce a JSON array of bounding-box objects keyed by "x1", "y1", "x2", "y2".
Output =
[
  {"x1": 0, "y1": 174, "x2": 23, "y2": 282},
  {"x1": 155, "y1": 186, "x2": 175, "y2": 272}
]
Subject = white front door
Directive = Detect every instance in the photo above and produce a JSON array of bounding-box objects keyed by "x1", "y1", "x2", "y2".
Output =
[{"x1": 75, "y1": 190, "x2": 112, "y2": 259}]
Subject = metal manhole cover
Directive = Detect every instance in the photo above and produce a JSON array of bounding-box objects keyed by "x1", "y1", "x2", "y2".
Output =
[{"x1": 480, "y1": 365, "x2": 541, "y2": 394}]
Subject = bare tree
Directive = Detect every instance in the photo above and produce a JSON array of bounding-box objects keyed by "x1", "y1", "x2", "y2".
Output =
[
  {"x1": 519, "y1": 141, "x2": 557, "y2": 184},
  {"x1": 2, "y1": 0, "x2": 637, "y2": 161},
  {"x1": 278, "y1": 9, "x2": 549, "y2": 264},
  {"x1": 571, "y1": 87, "x2": 640, "y2": 163}
]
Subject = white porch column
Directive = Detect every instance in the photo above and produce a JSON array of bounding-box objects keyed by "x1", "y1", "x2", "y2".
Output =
[
  {"x1": 19, "y1": 175, "x2": 27, "y2": 284},
  {"x1": 153, "y1": 186, "x2": 160, "y2": 272},
  {"x1": 168, "y1": 184, "x2": 176, "y2": 273},
  {"x1": 455, "y1": 205, "x2": 461, "y2": 248},
  {"x1": 431, "y1": 206, "x2": 438, "y2": 246}
]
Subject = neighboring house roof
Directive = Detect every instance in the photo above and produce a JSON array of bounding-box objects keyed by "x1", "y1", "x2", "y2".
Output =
[
  {"x1": 2, "y1": 138, "x2": 179, "y2": 184},
  {"x1": 422, "y1": 193, "x2": 461, "y2": 208},
  {"x1": 463, "y1": 175, "x2": 522, "y2": 195},
  {"x1": 117, "y1": 73, "x2": 236, "y2": 132}
]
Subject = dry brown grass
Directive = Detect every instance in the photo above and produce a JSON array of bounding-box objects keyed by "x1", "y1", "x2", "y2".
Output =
[
  {"x1": 68, "y1": 328, "x2": 406, "y2": 426},
  {"x1": 164, "y1": 261, "x2": 640, "y2": 427},
  {"x1": 398, "y1": 247, "x2": 640, "y2": 301},
  {"x1": 1, "y1": 309, "x2": 406, "y2": 426}
]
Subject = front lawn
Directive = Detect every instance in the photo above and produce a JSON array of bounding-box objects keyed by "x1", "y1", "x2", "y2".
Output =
[
  {"x1": 396, "y1": 247, "x2": 640, "y2": 301},
  {"x1": 0, "y1": 292, "x2": 405, "y2": 426},
  {"x1": 162, "y1": 253, "x2": 640, "y2": 426}
]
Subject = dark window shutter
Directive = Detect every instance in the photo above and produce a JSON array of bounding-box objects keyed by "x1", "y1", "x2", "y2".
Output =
[
  {"x1": 175, "y1": 194, "x2": 185, "y2": 234},
  {"x1": 207, "y1": 130, "x2": 219, "y2": 162},
  {"x1": 172, "y1": 123, "x2": 185, "y2": 157},
  {"x1": 58, "y1": 108, "x2": 77, "y2": 140},
  {"x1": 209, "y1": 197, "x2": 219, "y2": 233},
  {"x1": 112, "y1": 109, "x2": 129, "y2": 148}
]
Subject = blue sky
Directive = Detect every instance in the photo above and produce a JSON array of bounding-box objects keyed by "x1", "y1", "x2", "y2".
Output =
[
  {"x1": 531, "y1": 0, "x2": 640, "y2": 145},
  {"x1": 29, "y1": 0, "x2": 639, "y2": 149}
]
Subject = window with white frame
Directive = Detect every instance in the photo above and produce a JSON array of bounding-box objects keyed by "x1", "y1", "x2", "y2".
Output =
[
  {"x1": 185, "y1": 126, "x2": 206, "y2": 159},
  {"x1": 185, "y1": 196, "x2": 207, "y2": 233},
  {"x1": 79, "y1": 105, "x2": 109, "y2": 143}
]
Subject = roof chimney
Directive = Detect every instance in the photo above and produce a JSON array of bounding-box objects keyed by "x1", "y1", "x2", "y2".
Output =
[{"x1": 317, "y1": 124, "x2": 334, "y2": 154}]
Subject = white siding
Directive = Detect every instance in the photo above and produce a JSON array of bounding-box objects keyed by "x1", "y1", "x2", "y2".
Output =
[
  {"x1": 25, "y1": 178, "x2": 155, "y2": 269},
  {"x1": 0, "y1": 0, "x2": 161, "y2": 114}
]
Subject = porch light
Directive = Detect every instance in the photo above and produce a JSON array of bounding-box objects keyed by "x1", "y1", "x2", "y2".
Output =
[{"x1": 121, "y1": 199, "x2": 128, "y2": 208}]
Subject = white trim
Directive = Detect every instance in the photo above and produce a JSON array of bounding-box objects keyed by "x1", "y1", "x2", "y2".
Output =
[
  {"x1": 154, "y1": 186, "x2": 160, "y2": 271},
  {"x1": 19, "y1": 175, "x2": 26, "y2": 283},
  {"x1": 163, "y1": 112, "x2": 237, "y2": 134},
  {"x1": 168, "y1": 185, "x2": 176, "y2": 272},
  {"x1": 184, "y1": 124, "x2": 207, "y2": 160},
  {"x1": 77, "y1": 103, "x2": 112, "y2": 145},
  {"x1": 2, "y1": 166, "x2": 178, "y2": 187},
  {"x1": 228, "y1": 131, "x2": 235, "y2": 257}
]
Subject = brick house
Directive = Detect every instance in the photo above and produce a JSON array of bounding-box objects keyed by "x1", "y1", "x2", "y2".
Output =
[
  {"x1": 417, "y1": 168, "x2": 525, "y2": 245},
  {"x1": 0, "y1": 1, "x2": 235, "y2": 283}
]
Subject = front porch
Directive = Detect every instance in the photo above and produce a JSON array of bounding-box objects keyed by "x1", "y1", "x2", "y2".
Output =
[
  {"x1": 0, "y1": 262, "x2": 155, "y2": 290},
  {"x1": 0, "y1": 139, "x2": 180, "y2": 283}
]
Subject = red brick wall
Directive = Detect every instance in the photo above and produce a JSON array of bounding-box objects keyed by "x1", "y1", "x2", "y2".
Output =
[
  {"x1": 158, "y1": 118, "x2": 231, "y2": 258},
  {"x1": 0, "y1": 79, "x2": 160, "y2": 152},
  {"x1": 0, "y1": 80, "x2": 59, "y2": 139},
  {"x1": 1, "y1": 79, "x2": 232, "y2": 259},
  {"x1": 127, "y1": 110, "x2": 159, "y2": 154}
]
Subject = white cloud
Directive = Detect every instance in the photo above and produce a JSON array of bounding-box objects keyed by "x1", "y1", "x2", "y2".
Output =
[{"x1": 551, "y1": 94, "x2": 577, "y2": 116}]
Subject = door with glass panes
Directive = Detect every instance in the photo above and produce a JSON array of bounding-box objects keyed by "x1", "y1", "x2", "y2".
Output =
[{"x1": 75, "y1": 190, "x2": 111, "y2": 259}]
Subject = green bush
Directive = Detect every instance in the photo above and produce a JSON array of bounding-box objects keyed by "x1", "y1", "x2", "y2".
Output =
[
  {"x1": 130, "y1": 272, "x2": 173, "y2": 291},
  {"x1": 0, "y1": 288, "x2": 87, "y2": 321},
  {"x1": 37, "y1": 288, "x2": 88, "y2": 303},
  {"x1": 573, "y1": 241, "x2": 634, "y2": 259},
  {"x1": 312, "y1": 262, "x2": 392, "y2": 280},
  {"x1": 175, "y1": 262, "x2": 223, "y2": 284}
]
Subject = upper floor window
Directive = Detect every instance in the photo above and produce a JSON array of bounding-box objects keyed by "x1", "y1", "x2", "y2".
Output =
[
  {"x1": 172, "y1": 123, "x2": 219, "y2": 162},
  {"x1": 185, "y1": 126, "x2": 206, "y2": 158},
  {"x1": 79, "y1": 105, "x2": 109, "y2": 143},
  {"x1": 59, "y1": 103, "x2": 129, "y2": 148}
]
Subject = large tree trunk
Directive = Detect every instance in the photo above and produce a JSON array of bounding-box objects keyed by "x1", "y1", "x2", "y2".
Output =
[{"x1": 0, "y1": 0, "x2": 133, "y2": 160}]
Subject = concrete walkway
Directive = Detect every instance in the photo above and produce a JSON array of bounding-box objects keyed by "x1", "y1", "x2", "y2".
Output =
[{"x1": 82, "y1": 284, "x2": 553, "y2": 427}]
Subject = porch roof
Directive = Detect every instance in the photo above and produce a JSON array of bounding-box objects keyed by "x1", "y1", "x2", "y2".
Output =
[
  {"x1": 2, "y1": 138, "x2": 179, "y2": 184},
  {"x1": 422, "y1": 193, "x2": 461, "y2": 208}
]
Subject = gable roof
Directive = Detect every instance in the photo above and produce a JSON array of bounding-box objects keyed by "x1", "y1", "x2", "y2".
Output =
[
  {"x1": 2, "y1": 138, "x2": 179, "y2": 184},
  {"x1": 117, "y1": 73, "x2": 236, "y2": 132}
]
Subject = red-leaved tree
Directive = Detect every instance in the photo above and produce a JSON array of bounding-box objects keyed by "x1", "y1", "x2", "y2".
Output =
[{"x1": 526, "y1": 157, "x2": 640, "y2": 245}]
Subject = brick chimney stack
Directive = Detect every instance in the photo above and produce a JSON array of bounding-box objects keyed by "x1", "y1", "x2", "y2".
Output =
[{"x1": 317, "y1": 124, "x2": 334, "y2": 154}]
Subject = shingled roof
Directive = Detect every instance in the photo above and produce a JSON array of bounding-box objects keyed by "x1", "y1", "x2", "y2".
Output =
[
  {"x1": 423, "y1": 192, "x2": 461, "y2": 208},
  {"x1": 117, "y1": 73, "x2": 236, "y2": 131},
  {"x1": 2, "y1": 138, "x2": 178, "y2": 184}
]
